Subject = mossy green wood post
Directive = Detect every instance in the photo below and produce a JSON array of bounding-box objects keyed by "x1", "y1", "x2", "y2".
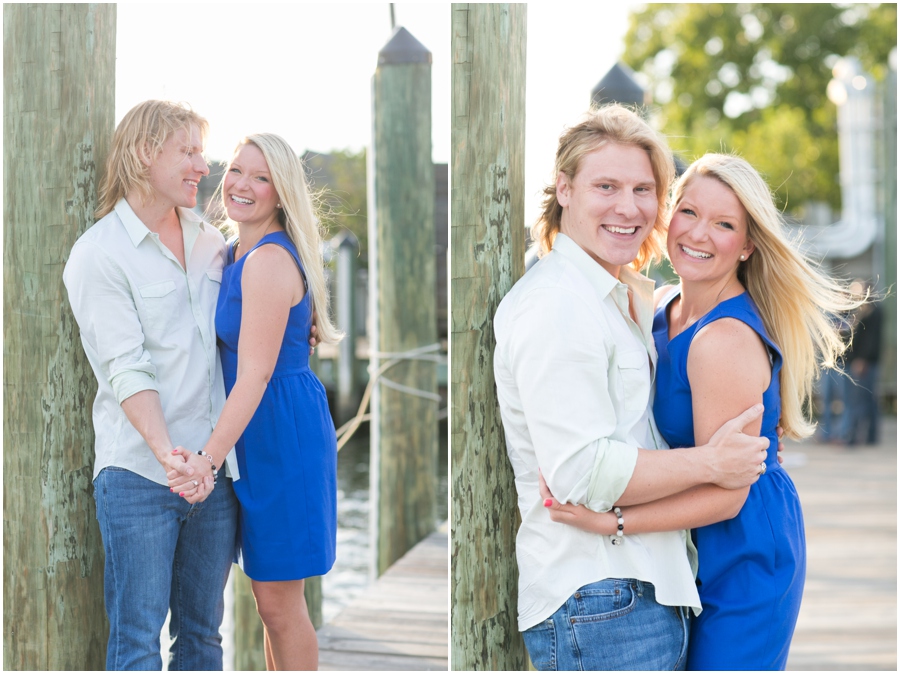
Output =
[
  {"x1": 332, "y1": 230, "x2": 360, "y2": 423},
  {"x1": 233, "y1": 570, "x2": 266, "y2": 671},
  {"x1": 3, "y1": 4, "x2": 115, "y2": 669},
  {"x1": 450, "y1": 4, "x2": 527, "y2": 670},
  {"x1": 370, "y1": 26, "x2": 438, "y2": 576}
]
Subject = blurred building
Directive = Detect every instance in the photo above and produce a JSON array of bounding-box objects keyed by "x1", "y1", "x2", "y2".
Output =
[{"x1": 787, "y1": 55, "x2": 897, "y2": 408}]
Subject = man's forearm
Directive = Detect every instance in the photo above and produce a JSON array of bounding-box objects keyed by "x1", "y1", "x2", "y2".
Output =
[{"x1": 120, "y1": 389, "x2": 175, "y2": 465}]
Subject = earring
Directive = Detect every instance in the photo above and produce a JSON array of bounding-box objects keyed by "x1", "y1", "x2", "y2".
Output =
[
  {"x1": 277, "y1": 203, "x2": 282, "y2": 208},
  {"x1": 740, "y1": 254, "x2": 746, "y2": 261}
]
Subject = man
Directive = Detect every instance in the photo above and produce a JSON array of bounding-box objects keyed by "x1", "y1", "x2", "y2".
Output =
[
  {"x1": 493, "y1": 105, "x2": 770, "y2": 670},
  {"x1": 64, "y1": 100, "x2": 239, "y2": 670},
  {"x1": 844, "y1": 280, "x2": 883, "y2": 445}
]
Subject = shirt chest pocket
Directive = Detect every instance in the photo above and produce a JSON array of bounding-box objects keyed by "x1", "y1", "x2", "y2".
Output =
[
  {"x1": 614, "y1": 349, "x2": 650, "y2": 412},
  {"x1": 139, "y1": 280, "x2": 179, "y2": 336},
  {"x1": 203, "y1": 268, "x2": 223, "y2": 303}
]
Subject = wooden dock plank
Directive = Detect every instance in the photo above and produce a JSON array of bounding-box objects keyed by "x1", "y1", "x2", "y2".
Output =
[
  {"x1": 785, "y1": 417, "x2": 897, "y2": 671},
  {"x1": 318, "y1": 528, "x2": 448, "y2": 671}
]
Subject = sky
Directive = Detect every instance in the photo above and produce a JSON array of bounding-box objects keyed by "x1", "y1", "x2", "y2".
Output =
[
  {"x1": 524, "y1": 2, "x2": 645, "y2": 226},
  {"x1": 116, "y1": 1, "x2": 643, "y2": 224},
  {"x1": 116, "y1": 3, "x2": 450, "y2": 164}
]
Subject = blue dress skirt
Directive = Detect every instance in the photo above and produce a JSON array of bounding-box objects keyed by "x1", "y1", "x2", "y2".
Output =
[
  {"x1": 216, "y1": 231, "x2": 337, "y2": 581},
  {"x1": 653, "y1": 291, "x2": 806, "y2": 670}
]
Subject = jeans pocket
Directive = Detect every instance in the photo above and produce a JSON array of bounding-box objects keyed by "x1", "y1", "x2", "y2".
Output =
[
  {"x1": 571, "y1": 582, "x2": 684, "y2": 670},
  {"x1": 571, "y1": 579, "x2": 637, "y2": 623},
  {"x1": 522, "y1": 619, "x2": 556, "y2": 671}
]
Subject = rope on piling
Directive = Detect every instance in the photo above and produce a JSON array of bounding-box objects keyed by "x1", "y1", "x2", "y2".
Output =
[{"x1": 335, "y1": 343, "x2": 447, "y2": 451}]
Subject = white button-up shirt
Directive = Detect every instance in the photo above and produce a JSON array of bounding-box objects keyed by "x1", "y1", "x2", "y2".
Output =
[
  {"x1": 63, "y1": 198, "x2": 239, "y2": 485},
  {"x1": 494, "y1": 233, "x2": 700, "y2": 631}
]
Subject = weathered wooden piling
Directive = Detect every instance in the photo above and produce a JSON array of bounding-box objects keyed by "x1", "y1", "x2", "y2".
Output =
[
  {"x1": 3, "y1": 4, "x2": 116, "y2": 669},
  {"x1": 332, "y1": 230, "x2": 361, "y2": 423},
  {"x1": 369, "y1": 26, "x2": 438, "y2": 576},
  {"x1": 450, "y1": 4, "x2": 528, "y2": 670}
]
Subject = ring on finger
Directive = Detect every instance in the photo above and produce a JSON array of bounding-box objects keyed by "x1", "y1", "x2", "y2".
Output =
[
  {"x1": 758, "y1": 461, "x2": 767, "y2": 475},
  {"x1": 192, "y1": 480, "x2": 199, "y2": 487}
]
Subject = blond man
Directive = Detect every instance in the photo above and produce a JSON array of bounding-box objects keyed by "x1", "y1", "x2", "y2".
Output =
[{"x1": 64, "y1": 100, "x2": 239, "y2": 670}]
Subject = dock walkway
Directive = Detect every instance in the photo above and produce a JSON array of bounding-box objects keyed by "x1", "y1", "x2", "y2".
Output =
[
  {"x1": 785, "y1": 416, "x2": 896, "y2": 670},
  {"x1": 317, "y1": 527, "x2": 448, "y2": 671}
]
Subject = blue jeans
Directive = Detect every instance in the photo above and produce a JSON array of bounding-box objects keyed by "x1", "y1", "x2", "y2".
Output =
[
  {"x1": 93, "y1": 467, "x2": 238, "y2": 670},
  {"x1": 846, "y1": 364, "x2": 880, "y2": 445},
  {"x1": 818, "y1": 367, "x2": 848, "y2": 441},
  {"x1": 522, "y1": 579, "x2": 690, "y2": 671}
]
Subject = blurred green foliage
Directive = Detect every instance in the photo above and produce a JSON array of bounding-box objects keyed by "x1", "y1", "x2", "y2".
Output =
[
  {"x1": 624, "y1": 3, "x2": 897, "y2": 214},
  {"x1": 305, "y1": 148, "x2": 368, "y2": 266}
]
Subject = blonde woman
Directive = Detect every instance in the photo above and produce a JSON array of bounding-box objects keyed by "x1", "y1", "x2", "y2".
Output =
[
  {"x1": 168, "y1": 133, "x2": 341, "y2": 670},
  {"x1": 542, "y1": 153, "x2": 862, "y2": 670}
]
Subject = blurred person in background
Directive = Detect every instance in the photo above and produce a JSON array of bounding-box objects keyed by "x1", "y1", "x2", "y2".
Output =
[
  {"x1": 843, "y1": 280, "x2": 883, "y2": 446},
  {"x1": 816, "y1": 315, "x2": 852, "y2": 443}
]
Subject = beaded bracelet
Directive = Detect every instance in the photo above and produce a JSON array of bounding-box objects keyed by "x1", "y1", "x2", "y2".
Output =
[
  {"x1": 196, "y1": 450, "x2": 219, "y2": 485},
  {"x1": 610, "y1": 507, "x2": 625, "y2": 545}
]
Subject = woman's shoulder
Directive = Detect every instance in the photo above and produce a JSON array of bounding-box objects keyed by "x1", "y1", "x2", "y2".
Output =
[
  {"x1": 688, "y1": 317, "x2": 772, "y2": 396},
  {"x1": 699, "y1": 293, "x2": 776, "y2": 347},
  {"x1": 247, "y1": 238, "x2": 299, "y2": 268}
]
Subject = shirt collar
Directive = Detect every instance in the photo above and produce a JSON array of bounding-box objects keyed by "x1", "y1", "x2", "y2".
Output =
[
  {"x1": 552, "y1": 232, "x2": 656, "y2": 333},
  {"x1": 618, "y1": 264, "x2": 656, "y2": 337},
  {"x1": 551, "y1": 233, "x2": 619, "y2": 299},
  {"x1": 114, "y1": 198, "x2": 206, "y2": 248}
]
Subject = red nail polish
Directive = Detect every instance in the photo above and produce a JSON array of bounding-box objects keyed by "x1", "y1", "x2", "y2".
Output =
[
  {"x1": 544, "y1": 499, "x2": 552, "y2": 507},
  {"x1": 179, "y1": 492, "x2": 184, "y2": 497},
  {"x1": 170, "y1": 488, "x2": 174, "y2": 492}
]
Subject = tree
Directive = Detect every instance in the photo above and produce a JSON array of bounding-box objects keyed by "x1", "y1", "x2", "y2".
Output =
[
  {"x1": 304, "y1": 149, "x2": 368, "y2": 265},
  {"x1": 624, "y1": 3, "x2": 897, "y2": 212}
]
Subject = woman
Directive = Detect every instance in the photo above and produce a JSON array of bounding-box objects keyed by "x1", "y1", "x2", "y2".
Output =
[
  {"x1": 168, "y1": 133, "x2": 341, "y2": 670},
  {"x1": 541, "y1": 153, "x2": 862, "y2": 670}
]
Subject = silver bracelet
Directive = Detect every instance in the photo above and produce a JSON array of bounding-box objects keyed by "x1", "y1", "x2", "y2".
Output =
[
  {"x1": 196, "y1": 450, "x2": 219, "y2": 484},
  {"x1": 610, "y1": 506, "x2": 624, "y2": 545}
]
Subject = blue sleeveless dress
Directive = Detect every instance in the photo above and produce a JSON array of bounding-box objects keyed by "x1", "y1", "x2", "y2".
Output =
[
  {"x1": 653, "y1": 290, "x2": 806, "y2": 670},
  {"x1": 216, "y1": 230, "x2": 337, "y2": 581}
]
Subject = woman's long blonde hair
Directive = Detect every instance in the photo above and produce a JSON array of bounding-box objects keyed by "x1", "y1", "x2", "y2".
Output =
[
  {"x1": 669, "y1": 154, "x2": 865, "y2": 439},
  {"x1": 222, "y1": 133, "x2": 342, "y2": 345},
  {"x1": 97, "y1": 100, "x2": 209, "y2": 218},
  {"x1": 532, "y1": 104, "x2": 675, "y2": 271}
]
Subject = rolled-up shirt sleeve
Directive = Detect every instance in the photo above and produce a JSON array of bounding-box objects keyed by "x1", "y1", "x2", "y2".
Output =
[
  {"x1": 63, "y1": 241, "x2": 158, "y2": 402},
  {"x1": 506, "y1": 285, "x2": 638, "y2": 512}
]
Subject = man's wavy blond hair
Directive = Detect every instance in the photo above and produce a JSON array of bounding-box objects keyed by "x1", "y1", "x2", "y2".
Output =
[
  {"x1": 96, "y1": 100, "x2": 209, "y2": 218},
  {"x1": 532, "y1": 104, "x2": 675, "y2": 271}
]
